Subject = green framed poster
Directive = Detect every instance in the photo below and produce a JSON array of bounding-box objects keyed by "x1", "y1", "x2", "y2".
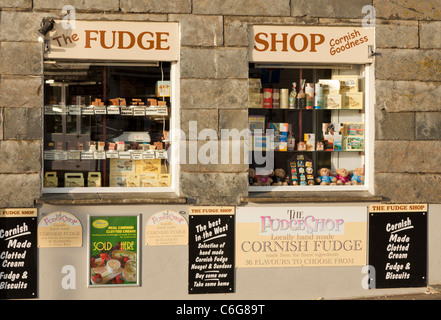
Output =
[{"x1": 88, "y1": 215, "x2": 140, "y2": 287}]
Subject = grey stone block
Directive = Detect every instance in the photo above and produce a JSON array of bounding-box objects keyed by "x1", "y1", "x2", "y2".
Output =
[
  {"x1": 375, "y1": 173, "x2": 441, "y2": 203},
  {"x1": 416, "y1": 112, "x2": 441, "y2": 140},
  {"x1": 168, "y1": 14, "x2": 223, "y2": 47},
  {"x1": 193, "y1": 0, "x2": 290, "y2": 16},
  {"x1": 0, "y1": 174, "x2": 41, "y2": 208},
  {"x1": 180, "y1": 47, "x2": 248, "y2": 79},
  {"x1": 180, "y1": 108, "x2": 218, "y2": 140},
  {"x1": 375, "y1": 110, "x2": 414, "y2": 140},
  {"x1": 179, "y1": 171, "x2": 248, "y2": 205},
  {"x1": 179, "y1": 140, "x2": 248, "y2": 173},
  {"x1": 0, "y1": 42, "x2": 42, "y2": 76},
  {"x1": 0, "y1": 0, "x2": 32, "y2": 9},
  {"x1": 0, "y1": 75, "x2": 42, "y2": 108},
  {"x1": 292, "y1": 0, "x2": 373, "y2": 18},
  {"x1": 376, "y1": 20, "x2": 419, "y2": 49},
  {"x1": 374, "y1": 0, "x2": 441, "y2": 20},
  {"x1": 34, "y1": 0, "x2": 119, "y2": 11},
  {"x1": 180, "y1": 79, "x2": 248, "y2": 109},
  {"x1": 420, "y1": 21, "x2": 441, "y2": 49},
  {"x1": 375, "y1": 141, "x2": 441, "y2": 173},
  {"x1": 376, "y1": 49, "x2": 441, "y2": 81},
  {"x1": 376, "y1": 80, "x2": 441, "y2": 112},
  {"x1": 3, "y1": 107, "x2": 42, "y2": 140},
  {"x1": 0, "y1": 140, "x2": 41, "y2": 173},
  {"x1": 120, "y1": 0, "x2": 191, "y2": 13}
]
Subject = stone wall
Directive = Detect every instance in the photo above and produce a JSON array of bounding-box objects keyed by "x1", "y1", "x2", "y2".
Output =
[{"x1": 0, "y1": 0, "x2": 439, "y2": 206}]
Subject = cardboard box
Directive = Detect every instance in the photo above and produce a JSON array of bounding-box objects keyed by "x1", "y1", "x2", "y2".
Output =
[
  {"x1": 126, "y1": 174, "x2": 141, "y2": 187},
  {"x1": 332, "y1": 75, "x2": 359, "y2": 93},
  {"x1": 109, "y1": 174, "x2": 127, "y2": 187},
  {"x1": 318, "y1": 79, "x2": 340, "y2": 94},
  {"x1": 157, "y1": 174, "x2": 171, "y2": 187},
  {"x1": 87, "y1": 172, "x2": 101, "y2": 187},
  {"x1": 325, "y1": 94, "x2": 342, "y2": 109},
  {"x1": 110, "y1": 159, "x2": 135, "y2": 174},
  {"x1": 249, "y1": 116, "x2": 265, "y2": 132},
  {"x1": 343, "y1": 92, "x2": 364, "y2": 109},
  {"x1": 64, "y1": 173, "x2": 84, "y2": 187},
  {"x1": 135, "y1": 159, "x2": 162, "y2": 174},
  {"x1": 140, "y1": 173, "x2": 159, "y2": 187},
  {"x1": 44, "y1": 172, "x2": 58, "y2": 188},
  {"x1": 304, "y1": 133, "x2": 315, "y2": 151}
]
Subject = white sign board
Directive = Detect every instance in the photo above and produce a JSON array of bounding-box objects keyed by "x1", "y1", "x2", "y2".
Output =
[
  {"x1": 45, "y1": 20, "x2": 179, "y2": 62},
  {"x1": 249, "y1": 25, "x2": 374, "y2": 64}
]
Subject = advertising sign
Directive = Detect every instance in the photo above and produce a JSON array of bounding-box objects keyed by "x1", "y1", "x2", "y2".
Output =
[
  {"x1": 89, "y1": 215, "x2": 139, "y2": 287},
  {"x1": 188, "y1": 207, "x2": 235, "y2": 294},
  {"x1": 0, "y1": 209, "x2": 37, "y2": 299},
  {"x1": 236, "y1": 206, "x2": 367, "y2": 268},
  {"x1": 368, "y1": 204, "x2": 427, "y2": 289},
  {"x1": 250, "y1": 25, "x2": 374, "y2": 64},
  {"x1": 38, "y1": 211, "x2": 82, "y2": 248},
  {"x1": 46, "y1": 21, "x2": 179, "y2": 61},
  {"x1": 146, "y1": 210, "x2": 188, "y2": 246}
]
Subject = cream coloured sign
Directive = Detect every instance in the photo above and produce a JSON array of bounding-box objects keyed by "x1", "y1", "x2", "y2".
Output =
[
  {"x1": 45, "y1": 20, "x2": 179, "y2": 61},
  {"x1": 250, "y1": 25, "x2": 374, "y2": 64},
  {"x1": 145, "y1": 210, "x2": 188, "y2": 246},
  {"x1": 38, "y1": 211, "x2": 82, "y2": 248}
]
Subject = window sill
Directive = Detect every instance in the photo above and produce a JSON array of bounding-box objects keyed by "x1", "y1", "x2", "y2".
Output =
[
  {"x1": 35, "y1": 193, "x2": 187, "y2": 205},
  {"x1": 241, "y1": 191, "x2": 382, "y2": 203}
]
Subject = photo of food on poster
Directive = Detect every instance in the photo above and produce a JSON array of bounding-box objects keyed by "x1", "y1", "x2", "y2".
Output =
[{"x1": 89, "y1": 215, "x2": 139, "y2": 286}]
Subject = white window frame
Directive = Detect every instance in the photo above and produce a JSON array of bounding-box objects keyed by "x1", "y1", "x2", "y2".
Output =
[
  {"x1": 248, "y1": 62, "x2": 375, "y2": 194},
  {"x1": 41, "y1": 60, "x2": 180, "y2": 194}
]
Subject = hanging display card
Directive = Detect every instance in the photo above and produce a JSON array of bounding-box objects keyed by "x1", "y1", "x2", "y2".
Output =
[
  {"x1": 38, "y1": 211, "x2": 82, "y2": 248},
  {"x1": 89, "y1": 215, "x2": 139, "y2": 287},
  {"x1": 369, "y1": 204, "x2": 427, "y2": 289},
  {"x1": 0, "y1": 209, "x2": 37, "y2": 299},
  {"x1": 188, "y1": 207, "x2": 235, "y2": 294}
]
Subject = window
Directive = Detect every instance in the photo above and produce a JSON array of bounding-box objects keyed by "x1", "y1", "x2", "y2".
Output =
[
  {"x1": 248, "y1": 63, "x2": 373, "y2": 191},
  {"x1": 43, "y1": 61, "x2": 176, "y2": 192}
]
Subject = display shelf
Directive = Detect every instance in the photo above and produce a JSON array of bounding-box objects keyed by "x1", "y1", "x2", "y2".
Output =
[
  {"x1": 44, "y1": 105, "x2": 169, "y2": 117},
  {"x1": 44, "y1": 150, "x2": 168, "y2": 161}
]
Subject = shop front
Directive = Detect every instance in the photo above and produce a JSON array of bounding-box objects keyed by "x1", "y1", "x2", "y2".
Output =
[{"x1": 1, "y1": 6, "x2": 440, "y2": 301}]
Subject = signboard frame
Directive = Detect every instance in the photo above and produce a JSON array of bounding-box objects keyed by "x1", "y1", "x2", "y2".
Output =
[
  {"x1": 88, "y1": 215, "x2": 140, "y2": 287},
  {"x1": 0, "y1": 209, "x2": 38, "y2": 299},
  {"x1": 188, "y1": 207, "x2": 235, "y2": 295},
  {"x1": 368, "y1": 204, "x2": 427, "y2": 289}
]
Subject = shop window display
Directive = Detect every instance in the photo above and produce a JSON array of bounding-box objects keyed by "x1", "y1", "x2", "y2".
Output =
[
  {"x1": 248, "y1": 64, "x2": 367, "y2": 190},
  {"x1": 43, "y1": 61, "x2": 172, "y2": 190}
]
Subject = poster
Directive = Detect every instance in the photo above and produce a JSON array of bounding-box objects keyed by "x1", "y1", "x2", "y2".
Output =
[
  {"x1": 38, "y1": 211, "x2": 82, "y2": 248},
  {"x1": 89, "y1": 215, "x2": 139, "y2": 287},
  {"x1": 145, "y1": 210, "x2": 188, "y2": 246},
  {"x1": 188, "y1": 207, "x2": 235, "y2": 294},
  {"x1": 236, "y1": 206, "x2": 367, "y2": 268},
  {"x1": 368, "y1": 204, "x2": 427, "y2": 289},
  {"x1": 0, "y1": 209, "x2": 37, "y2": 299}
]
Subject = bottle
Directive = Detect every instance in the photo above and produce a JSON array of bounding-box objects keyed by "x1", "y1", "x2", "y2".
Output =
[
  {"x1": 287, "y1": 132, "x2": 295, "y2": 151},
  {"x1": 288, "y1": 82, "x2": 296, "y2": 109},
  {"x1": 297, "y1": 80, "x2": 306, "y2": 109}
]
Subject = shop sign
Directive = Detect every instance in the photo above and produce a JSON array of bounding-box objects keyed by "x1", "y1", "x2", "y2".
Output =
[
  {"x1": 236, "y1": 206, "x2": 367, "y2": 268},
  {"x1": 368, "y1": 204, "x2": 427, "y2": 289},
  {"x1": 38, "y1": 211, "x2": 82, "y2": 248},
  {"x1": 145, "y1": 210, "x2": 188, "y2": 246},
  {"x1": 0, "y1": 209, "x2": 37, "y2": 299},
  {"x1": 188, "y1": 207, "x2": 235, "y2": 294},
  {"x1": 89, "y1": 215, "x2": 139, "y2": 287},
  {"x1": 46, "y1": 21, "x2": 179, "y2": 61},
  {"x1": 249, "y1": 25, "x2": 374, "y2": 64}
]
